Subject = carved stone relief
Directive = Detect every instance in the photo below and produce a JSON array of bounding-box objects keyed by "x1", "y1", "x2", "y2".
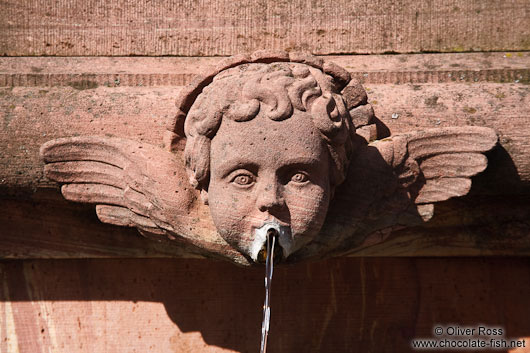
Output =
[{"x1": 40, "y1": 50, "x2": 498, "y2": 265}]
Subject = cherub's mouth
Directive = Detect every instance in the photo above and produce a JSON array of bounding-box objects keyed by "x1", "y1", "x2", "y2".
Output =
[
  {"x1": 256, "y1": 228, "x2": 283, "y2": 264},
  {"x1": 250, "y1": 221, "x2": 292, "y2": 263}
]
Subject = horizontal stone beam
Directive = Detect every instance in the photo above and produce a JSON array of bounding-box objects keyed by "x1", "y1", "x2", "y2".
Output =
[
  {"x1": 1, "y1": 0, "x2": 529, "y2": 55},
  {"x1": 1, "y1": 53, "x2": 529, "y2": 87},
  {"x1": 1, "y1": 54, "x2": 529, "y2": 259}
]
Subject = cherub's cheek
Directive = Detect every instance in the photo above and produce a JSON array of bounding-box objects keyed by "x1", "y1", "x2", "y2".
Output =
[
  {"x1": 285, "y1": 186, "x2": 329, "y2": 231},
  {"x1": 286, "y1": 184, "x2": 327, "y2": 207},
  {"x1": 228, "y1": 188, "x2": 253, "y2": 206},
  {"x1": 213, "y1": 184, "x2": 244, "y2": 206}
]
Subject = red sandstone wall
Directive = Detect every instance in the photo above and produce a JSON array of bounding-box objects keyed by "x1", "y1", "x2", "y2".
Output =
[
  {"x1": 2, "y1": 258, "x2": 530, "y2": 352},
  {"x1": 1, "y1": 1, "x2": 530, "y2": 352}
]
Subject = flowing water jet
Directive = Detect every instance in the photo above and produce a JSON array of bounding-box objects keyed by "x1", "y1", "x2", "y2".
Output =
[{"x1": 259, "y1": 228, "x2": 278, "y2": 353}]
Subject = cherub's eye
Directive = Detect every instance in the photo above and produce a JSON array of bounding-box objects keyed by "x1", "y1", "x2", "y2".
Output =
[
  {"x1": 232, "y1": 173, "x2": 254, "y2": 186},
  {"x1": 290, "y1": 172, "x2": 309, "y2": 184}
]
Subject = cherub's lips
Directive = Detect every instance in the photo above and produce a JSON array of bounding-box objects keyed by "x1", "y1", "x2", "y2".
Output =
[
  {"x1": 249, "y1": 220, "x2": 292, "y2": 262},
  {"x1": 250, "y1": 217, "x2": 290, "y2": 231}
]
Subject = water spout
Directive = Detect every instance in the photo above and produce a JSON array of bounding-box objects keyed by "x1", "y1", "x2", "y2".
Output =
[
  {"x1": 260, "y1": 228, "x2": 277, "y2": 353},
  {"x1": 251, "y1": 221, "x2": 291, "y2": 263}
]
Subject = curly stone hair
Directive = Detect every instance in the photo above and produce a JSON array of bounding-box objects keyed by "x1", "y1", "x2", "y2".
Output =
[{"x1": 165, "y1": 51, "x2": 370, "y2": 194}]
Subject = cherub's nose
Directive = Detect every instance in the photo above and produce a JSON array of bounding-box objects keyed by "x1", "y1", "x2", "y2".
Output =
[{"x1": 256, "y1": 182, "x2": 285, "y2": 213}]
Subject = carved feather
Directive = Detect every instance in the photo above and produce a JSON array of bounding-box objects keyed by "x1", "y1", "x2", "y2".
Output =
[
  {"x1": 40, "y1": 136, "x2": 283, "y2": 265},
  {"x1": 40, "y1": 136, "x2": 197, "y2": 237},
  {"x1": 305, "y1": 126, "x2": 498, "y2": 260},
  {"x1": 370, "y1": 126, "x2": 497, "y2": 221},
  {"x1": 40, "y1": 126, "x2": 498, "y2": 264}
]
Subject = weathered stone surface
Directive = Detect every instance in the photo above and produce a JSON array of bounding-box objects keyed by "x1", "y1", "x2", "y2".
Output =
[
  {"x1": 1, "y1": 83, "x2": 527, "y2": 189},
  {"x1": 3, "y1": 82, "x2": 525, "y2": 190},
  {"x1": 1, "y1": 0, "x2": 529, "y2": 55},
  {"x1": 0, "y1": 1, "x2": 529, "y2": 350},
  {"x1": 1, "y1": 53, "x2": 529, "y2": 261},
  {"x1": 2, "y1": 53, "x2": 528, "y2": 87},
  {"x1": 35, "y1": 54, "x2": 500, "y2": 265},
  {"x1": 323, "y1": 61, "x2": 351, "y2": 90},
  {"x1": 349, "y1": 104, "x2": 374, "y2": 127},
  {"x1": 342, "y1": 79, "x2": 368, "y2": 110}
]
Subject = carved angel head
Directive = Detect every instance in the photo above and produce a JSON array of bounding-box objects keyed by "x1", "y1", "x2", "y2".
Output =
[
  {"x1": 177, "y1": 54, "x2": 363, "y2": 262},
  {"x1": 41, "y1": 50, "x2": 497, "y2": 266}
]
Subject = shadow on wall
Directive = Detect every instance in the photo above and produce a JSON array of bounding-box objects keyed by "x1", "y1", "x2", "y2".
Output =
[{"x1": 1, "y1": 257, "x2": 530, "y2": 352}]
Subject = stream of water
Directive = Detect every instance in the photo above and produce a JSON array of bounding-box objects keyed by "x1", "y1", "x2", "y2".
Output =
[{"x1": 260, "y1": 232, "x2": 276, "y2": 353}]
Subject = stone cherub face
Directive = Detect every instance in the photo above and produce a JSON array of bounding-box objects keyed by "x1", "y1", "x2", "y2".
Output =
[
  {"x1": 40, "y1": 51, "x2": 497, "y2": 266},
  {"x1": 184, "y1": 63, "x2": 355, "y2": 261}
]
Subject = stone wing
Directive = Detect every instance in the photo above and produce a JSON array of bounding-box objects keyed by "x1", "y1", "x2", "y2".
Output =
[
  {"x1": 372, "y1": 126, "x2": 498, "y2": 221},
  {"x1": 306, "y1": 126, "x2": 498, "y2": 259},
  {"x1": 40, "y1": 136, "x2": 196, "y2": 241}
]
